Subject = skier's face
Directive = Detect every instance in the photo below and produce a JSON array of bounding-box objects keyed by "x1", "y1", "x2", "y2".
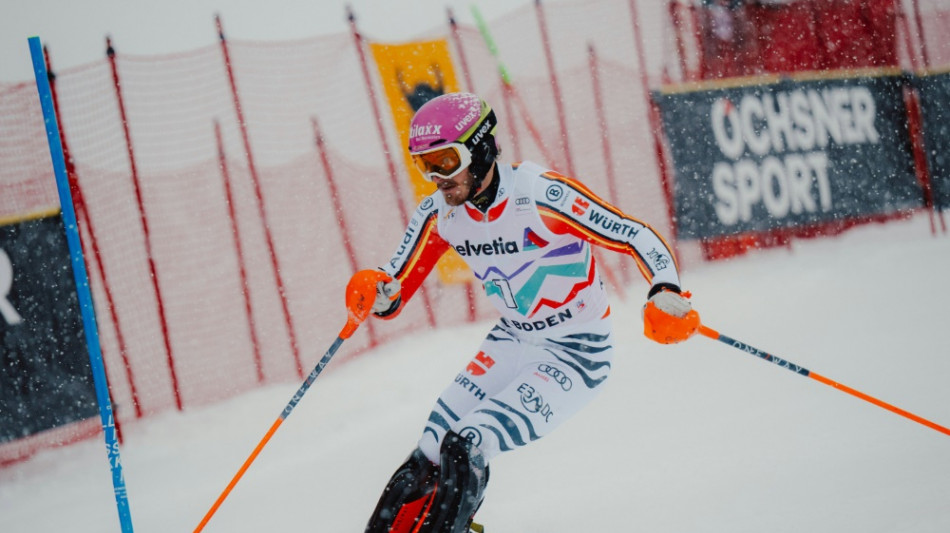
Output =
[{"x1": 432, "y1": 167, "x2": 478, "y2": 206}]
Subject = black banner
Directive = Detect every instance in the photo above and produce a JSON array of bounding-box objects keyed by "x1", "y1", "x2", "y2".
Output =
[
  {"x1": 0, "y1": 214, "x2": 97, "y2": 443},
  {"x1": 914, "y1": 71, "x2": 950, "y2": 211},
  {"x1": 655, "y1": 73, "x2": 922, "y2": 239}
]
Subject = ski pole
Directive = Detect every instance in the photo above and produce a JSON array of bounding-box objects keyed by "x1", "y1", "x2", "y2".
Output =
[
  {"x1": 194, "y1": 270, "x2": 385, "y2": 532},
  {"x1": 697, "y1": 324, "x2": 950, "y2": 438}
]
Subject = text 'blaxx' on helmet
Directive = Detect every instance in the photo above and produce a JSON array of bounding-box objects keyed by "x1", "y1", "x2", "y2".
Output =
[{"x1": 408, "y1": 92, "x2": 499, "y2": 181}]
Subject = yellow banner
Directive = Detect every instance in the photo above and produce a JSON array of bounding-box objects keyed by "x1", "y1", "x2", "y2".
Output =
[{"x1": 371, "y1": 39, "x2": 473, "y2": 284}]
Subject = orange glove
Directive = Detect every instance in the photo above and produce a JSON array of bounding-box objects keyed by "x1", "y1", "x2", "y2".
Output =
[
  {"x1": 347, "y1": 269, "x2": 402, "y2": 321},
  {"x1": 642, "y1": 287, "x2": 700, "y2": 344},
  {"x1": 342, "y1": 269, "x2": 392, "y2": 338}
]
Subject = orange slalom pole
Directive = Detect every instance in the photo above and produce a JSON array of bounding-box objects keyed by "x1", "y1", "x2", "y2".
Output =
[
  {"x1": 194, "y1": 270, "x2": 385, "y2": 532},
  {"x1": 698, "y1": 325, "x2": 950, "y2": 438}
]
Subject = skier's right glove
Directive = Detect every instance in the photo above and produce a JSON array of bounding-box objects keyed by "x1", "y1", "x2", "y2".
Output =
[
  {"x1": 346, "y1": 269, "x2": 402, "y2": 324},
  {"x1": 369, "y1": 270, "x2": 402, "y2": 318},
  {"x1": 642, "y1": 285, "x2": 700, "y2": 344}
]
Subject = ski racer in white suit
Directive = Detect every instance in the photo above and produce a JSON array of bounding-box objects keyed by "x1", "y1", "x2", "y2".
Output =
[{"x1": 358, "y1": 92, "x2": 700, "y2": 533}]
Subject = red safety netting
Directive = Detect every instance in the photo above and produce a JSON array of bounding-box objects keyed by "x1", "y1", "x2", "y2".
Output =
[
  {"x1": 914, "y1": 0, "x2": 950, "y2": 67},
  {"x1": 0, "y1": 81, "x2": 59, "y2": 220}
]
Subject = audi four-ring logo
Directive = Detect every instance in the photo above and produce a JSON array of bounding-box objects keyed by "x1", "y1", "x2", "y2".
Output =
[{"x1": 537, "y1": 364, "x2": 572, "y2": 391}]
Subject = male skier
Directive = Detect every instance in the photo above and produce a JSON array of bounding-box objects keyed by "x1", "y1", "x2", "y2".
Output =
[{"x1": 353, "y1": 92, "x2": 699, "y2": 532}]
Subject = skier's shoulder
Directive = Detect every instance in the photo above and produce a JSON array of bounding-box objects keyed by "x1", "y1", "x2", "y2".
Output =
[
  {"x1": 509, "y1": 160, "x2": 550, "y2": 181},
  {"x1": 508, "y1": 161, "x2": 582, "y2": 211},
  {"x1": 414, "y1": 189, "x2": 444, "y2": 217},
  {"x1": 507, "y1": 160, "x2": 562, "y2": 199},
  {"x1": 402, "y1": 190, "x2": 444, "y2": 236}
]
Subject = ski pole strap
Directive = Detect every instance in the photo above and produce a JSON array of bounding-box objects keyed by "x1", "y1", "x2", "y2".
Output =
[{"x1": 698, "y1": 324, "x2": 950, "y2": 438}]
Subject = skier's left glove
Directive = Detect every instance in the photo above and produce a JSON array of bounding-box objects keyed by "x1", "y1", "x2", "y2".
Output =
[{"x1": 642, "y1": 284, "x2": 700, "y2": 344}]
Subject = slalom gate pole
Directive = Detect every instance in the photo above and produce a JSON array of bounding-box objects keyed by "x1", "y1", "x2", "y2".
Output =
[
  {"x1": 193, "y1": 270, "x2": 382, "y2": 532},
  {"x1": 698, "y1": 324, "x2": 950, "y2": 438},
  {"x1": 29, "y1": 36, "x2": 135, "y2": 532}
]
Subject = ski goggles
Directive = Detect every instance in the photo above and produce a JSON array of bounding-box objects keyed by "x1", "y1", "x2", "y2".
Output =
[{"x1": 410, "y1": 143, "x2": 472, "y2": 181}]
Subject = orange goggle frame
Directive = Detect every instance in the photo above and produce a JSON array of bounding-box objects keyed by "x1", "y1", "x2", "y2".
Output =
[{"x1": 410, "y1": 143, "x2": 473, "y2": 181}]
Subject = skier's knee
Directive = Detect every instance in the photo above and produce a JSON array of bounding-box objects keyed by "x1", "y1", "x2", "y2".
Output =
[
  {"x1": 364, "y1": 447, "x2": 438, "y2": 533},
  {"x1": 440, "y1": 430, "x2": 489, "y2": 498},
  {"x1": 365, "y1": 434, "x2": 490, "y2": 533},
  {"x1": 429, "y1": 431, "x2": 490, "y2": 532}
]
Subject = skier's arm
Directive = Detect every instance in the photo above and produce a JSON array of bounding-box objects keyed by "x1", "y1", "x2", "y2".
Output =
[
  {"x1": 372, "y1": 202, "x2": 451, "y2": 320},
  {"x1": 534, "y1": 170, "x2": 698, "y2": 343},
  {"x1": 535, "y1": 170, "x2": 681, "y2": 292}
]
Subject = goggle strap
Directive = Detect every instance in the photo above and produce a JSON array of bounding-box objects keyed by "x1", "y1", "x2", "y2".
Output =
[{"x1": 461, "y1": 109, "x2": 497, "y2": 152}]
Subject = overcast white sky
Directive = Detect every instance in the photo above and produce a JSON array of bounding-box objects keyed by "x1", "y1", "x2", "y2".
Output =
[{"x1": 1, "y1": 0, "x2": 531, "y2": 83}]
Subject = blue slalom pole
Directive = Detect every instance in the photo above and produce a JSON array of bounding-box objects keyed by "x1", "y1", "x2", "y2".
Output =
[{"x1": 29, "y1": 36, "x2": 134, "y2": 532}]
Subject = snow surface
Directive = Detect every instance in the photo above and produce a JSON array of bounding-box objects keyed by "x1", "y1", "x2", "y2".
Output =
[{"x1": 1, "y1": 212, "x2": 949, "y2": 532}]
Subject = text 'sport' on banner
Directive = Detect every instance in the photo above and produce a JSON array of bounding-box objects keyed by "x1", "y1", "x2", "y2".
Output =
[{"x1": 654, "y1": 72, "x2": 923, "y2": 240}]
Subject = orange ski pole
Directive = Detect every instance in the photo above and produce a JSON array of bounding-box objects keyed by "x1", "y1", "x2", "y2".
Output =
[
  {"x1": 698, "y1": 324, "x2": 950, "y2": 438},
  {"x1": 194, "y1": 270, "x2": 385, "y2": 532}
]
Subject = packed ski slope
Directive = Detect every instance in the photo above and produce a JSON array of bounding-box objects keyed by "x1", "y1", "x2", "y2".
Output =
[{"x1": 1, "y1": 212, "x2": 948, "y2": 532}]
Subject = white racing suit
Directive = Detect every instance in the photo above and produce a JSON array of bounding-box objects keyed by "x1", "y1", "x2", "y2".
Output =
[{"x1": 379, "y1": 161, "x2": 681, "y2": 463}]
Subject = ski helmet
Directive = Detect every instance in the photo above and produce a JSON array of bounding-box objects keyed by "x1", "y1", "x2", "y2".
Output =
[{"x1": 408, "y1": 92, "x2": 498, "y2": 184}]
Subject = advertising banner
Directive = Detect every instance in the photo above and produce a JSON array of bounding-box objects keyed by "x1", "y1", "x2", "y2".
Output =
[
  {"x1": 0, "y1": 212, "x2": 97, "y2": 443},
  {"x1": 371, "y1": 39, "x2": 473, "y2": 283},
  {"x1": 913, "y1": 71, "x2": 950, "y2": 211},
  {"x1": 655, "y1": 72, "x2": 922, "y2": 239}
]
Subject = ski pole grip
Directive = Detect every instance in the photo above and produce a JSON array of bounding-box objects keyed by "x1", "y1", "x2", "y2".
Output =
[
  {"x1": 698, "y1": 324, "x2": 720, "y2": 340},
  {"x1": 340, "y1": 269, "x2": 389, "y2": 339}
]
